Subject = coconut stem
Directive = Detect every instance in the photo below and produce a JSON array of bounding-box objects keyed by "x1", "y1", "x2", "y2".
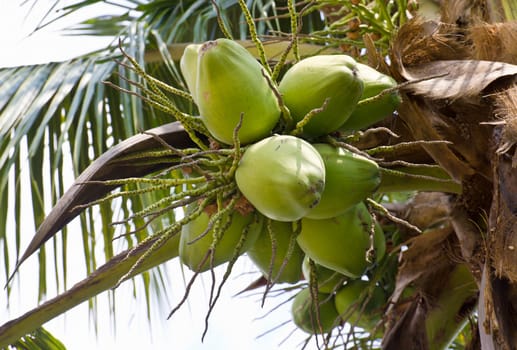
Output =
[
  {"x1": 378, "y1": 167, "x2": 462, "y2": 194},
  {"x1": 210, "y1": 0, "x2": 233, "y2": 39},
  {"x1": 237, "y1": 0, "x2": 272, "y2": 75}
]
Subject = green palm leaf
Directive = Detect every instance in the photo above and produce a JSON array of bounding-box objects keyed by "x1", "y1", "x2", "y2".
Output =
[{"x1": 7, "y1": 327, "x2": 66, "y2": 350}]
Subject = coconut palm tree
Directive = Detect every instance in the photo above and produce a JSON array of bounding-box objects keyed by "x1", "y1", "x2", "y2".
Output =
[{"x1": 3, "y1": 0, "x2": 517, "y2": 349}]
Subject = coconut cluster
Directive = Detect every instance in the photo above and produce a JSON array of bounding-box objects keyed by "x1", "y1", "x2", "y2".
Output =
[{"x1": 177, "y1": 38, "x2": 400, "y2": 336}]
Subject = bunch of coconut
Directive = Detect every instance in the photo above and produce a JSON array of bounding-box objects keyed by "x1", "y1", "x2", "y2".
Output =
[{"x1": 177, "y1": 38, "x2": 400, "y2": 334}]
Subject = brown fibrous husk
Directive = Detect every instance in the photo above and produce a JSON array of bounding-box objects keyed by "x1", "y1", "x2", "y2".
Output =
[
  {"x1": 470, "y1": 22, "x2": 517, "y2": 64},
  {"x1": 491, "y1": 85, "x2": 517, "y2": 158}
]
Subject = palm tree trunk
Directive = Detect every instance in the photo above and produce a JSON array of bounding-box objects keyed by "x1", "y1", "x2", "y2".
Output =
[{"x1": 384, "y1": 1, "x2": 517, "y2": 348}]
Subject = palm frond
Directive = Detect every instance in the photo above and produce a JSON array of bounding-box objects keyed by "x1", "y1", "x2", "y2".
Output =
[
  {"x1": 62, "y1": 13, "x2": 135, "y2": 36},
  {"x1": 1, "y1": 32, "x2": 152, "y2": 297},
  {"x1": 7, "y1": 327, "x2": 66, "y2": 350},
  {"x1": 0, "y1": 232, "x2": 181, "y2": 348}
]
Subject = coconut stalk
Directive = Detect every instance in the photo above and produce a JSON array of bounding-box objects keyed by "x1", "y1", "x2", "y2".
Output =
[{"x1": 377, "y1": 167, "x2": 462, "y2": 194}]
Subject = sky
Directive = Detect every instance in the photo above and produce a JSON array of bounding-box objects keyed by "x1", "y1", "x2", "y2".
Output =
[
  {"x1": 0, "y1": 0, "x2": 115, "y2": 67},
  {"x1": 0, "y1": 1, "x2": 311, "y2": 349}
]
